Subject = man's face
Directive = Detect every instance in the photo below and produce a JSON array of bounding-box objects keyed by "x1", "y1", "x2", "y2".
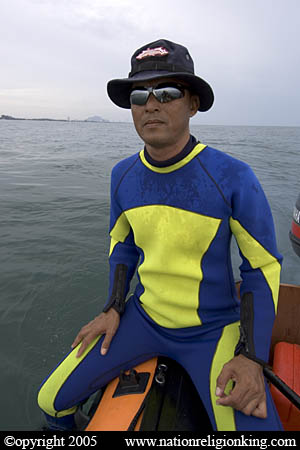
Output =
[{"x1": 130, "y1": 77, "x2": 199, "y2": 150}]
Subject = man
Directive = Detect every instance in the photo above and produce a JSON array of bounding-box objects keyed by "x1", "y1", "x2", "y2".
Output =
[{"x1": 38, "y1": 39, "x2": 283, "y2": 431}]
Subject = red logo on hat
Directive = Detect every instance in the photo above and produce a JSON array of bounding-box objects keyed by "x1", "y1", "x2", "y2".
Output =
[{"x1": 136, "y1": 47, "x2": 169, "y2": 60}]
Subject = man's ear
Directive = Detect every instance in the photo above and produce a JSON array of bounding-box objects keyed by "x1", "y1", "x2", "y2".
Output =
[{"x1": 190, "y1": 94, "x2": 200, "y2": 117}]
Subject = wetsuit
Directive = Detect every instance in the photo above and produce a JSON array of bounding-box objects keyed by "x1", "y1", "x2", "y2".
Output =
[{"x1": 38, "y1": 136, "x2": 282, "y2": 430}]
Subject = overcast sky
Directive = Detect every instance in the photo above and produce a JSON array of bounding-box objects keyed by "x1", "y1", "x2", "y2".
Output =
[{"x1": 1, "y1": 0, "x2": 299, "y2": 125}]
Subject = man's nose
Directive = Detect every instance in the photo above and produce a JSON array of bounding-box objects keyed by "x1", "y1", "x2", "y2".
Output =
[{"x1": 145, "y1": 93, "x2": 161, "y2": 110}]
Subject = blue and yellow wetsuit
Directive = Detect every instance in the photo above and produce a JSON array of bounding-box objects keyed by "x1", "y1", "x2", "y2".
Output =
[{"x1": 38, "y1": 136, "x2": 282, "y2": 430}]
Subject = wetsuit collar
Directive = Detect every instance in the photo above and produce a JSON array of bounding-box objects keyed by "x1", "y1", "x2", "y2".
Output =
[
  {"x1": 143, "y1": 135, "x2": 198, "y2": 168},
  {"x1": 139, "y1": 136, "x2": 207, "y2": 173}
]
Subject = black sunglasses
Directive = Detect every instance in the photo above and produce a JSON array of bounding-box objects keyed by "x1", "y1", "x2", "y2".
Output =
[{"x1": 130, "y1": 83, "x2": 187, "y2": 106}]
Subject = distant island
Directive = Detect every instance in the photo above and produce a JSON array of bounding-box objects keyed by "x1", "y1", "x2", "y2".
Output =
[
  {"x1": 0, "y1": 114, "x2": 109, "y2": 123},
  {"x1": 85, "y1": 115, "x2": 108, "y2": 122}
]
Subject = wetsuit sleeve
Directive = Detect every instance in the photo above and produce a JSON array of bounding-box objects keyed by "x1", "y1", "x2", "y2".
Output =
[
  {"x1": 229, "y1": 165, "x2": 282, "y2": 362},
  {"x1": 103, "y1": 166, "x2": 140, "y2": 313}
]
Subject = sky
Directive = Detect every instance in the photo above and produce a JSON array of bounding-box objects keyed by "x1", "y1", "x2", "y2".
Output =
[{"x1": 0, "y1": 0, "x2": 300, "y2": 126}]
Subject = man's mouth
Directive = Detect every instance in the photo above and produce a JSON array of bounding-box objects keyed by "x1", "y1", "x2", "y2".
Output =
[{"x1": 144, "y1": 119, "x2": 165, "y2": 127}]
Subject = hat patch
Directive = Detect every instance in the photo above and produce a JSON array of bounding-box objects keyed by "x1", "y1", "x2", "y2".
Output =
[{"x1": 136, "y1": 47, "x2": 169, "y2": 60}]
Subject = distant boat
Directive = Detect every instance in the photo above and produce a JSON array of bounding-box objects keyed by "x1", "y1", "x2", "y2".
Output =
[{"x1": 290, "y1": 193, "x2": 300, "y2": 257}]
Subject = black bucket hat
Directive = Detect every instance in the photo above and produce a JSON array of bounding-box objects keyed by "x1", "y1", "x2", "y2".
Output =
[{"x1": 107, "y1": 39, "x2": 214, "y2": 112}]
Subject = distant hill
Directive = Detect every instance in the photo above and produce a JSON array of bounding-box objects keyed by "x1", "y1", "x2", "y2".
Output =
[
  {"x1": 0, "y1": 114, "x2": 25, "y2": 120},
  {"x1": 0, "y1": 114, "x2": 68, "y2": 122},
  {"x1": 1, "y1": 114, "x2": 109, "y2": 123},
  {"x1": 85, "y1": 115, "x2": 109, "y2": 122}
]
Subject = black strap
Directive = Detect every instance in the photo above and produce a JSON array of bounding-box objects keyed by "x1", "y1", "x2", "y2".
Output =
[
  {"x1": 127, "y1": 390, "x2": 151, "y2": 431},
  {"x1": 263, "y1": 366, "x2": 300, "y2": 411}
]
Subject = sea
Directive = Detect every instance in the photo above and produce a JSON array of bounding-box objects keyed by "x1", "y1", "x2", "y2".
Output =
[{"x1": 0, "y1": 120, "x2": 299, "y2": 431}]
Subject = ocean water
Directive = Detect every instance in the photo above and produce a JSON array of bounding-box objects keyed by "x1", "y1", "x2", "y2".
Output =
[{"x1": 0, "y1": 120, "x2": 299, "y2": 430}]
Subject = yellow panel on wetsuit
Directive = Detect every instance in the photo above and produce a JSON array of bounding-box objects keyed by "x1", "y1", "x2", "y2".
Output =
[
  {"x1": 125, "y1": 205, "x2": 221, "y2": 328},
  {"x1": 229, "y1": 217, "x2": 281, "y2": 312}
]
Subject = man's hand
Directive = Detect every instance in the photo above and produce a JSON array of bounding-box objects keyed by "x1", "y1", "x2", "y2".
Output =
[
  {"x1": 71, "y1": 308, "x2": 120, "y2": 358},
  {"x1": 215, "y1": 354, "x2": 267, "y2": 418}
]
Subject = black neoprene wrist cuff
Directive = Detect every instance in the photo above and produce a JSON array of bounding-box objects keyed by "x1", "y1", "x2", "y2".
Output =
[
  {"x1": 103, "y1": 264, "x2": 128, "y2": 315},
  {"x1": 234, "y1": 291, "x2": 268, "y2": 368}
]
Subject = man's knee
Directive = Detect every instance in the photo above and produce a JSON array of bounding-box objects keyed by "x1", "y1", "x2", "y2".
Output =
[
  {"x1": 37, "y1": 379, "x2": 77, "y2": 417},
  {"x1": 37, "y1": 380, "x2": 55, "y2": 416}
]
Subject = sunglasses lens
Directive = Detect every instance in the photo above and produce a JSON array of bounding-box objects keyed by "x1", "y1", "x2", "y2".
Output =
[
  {"x1": 155, "y1": 87, "x2": 183, "y2": 103},
  {"x1": 130, "y1": 90, "x2": 149, "y2": 105},
  {"x1": 130, "y1": 84, "x2": 185, "y2": 106}
]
